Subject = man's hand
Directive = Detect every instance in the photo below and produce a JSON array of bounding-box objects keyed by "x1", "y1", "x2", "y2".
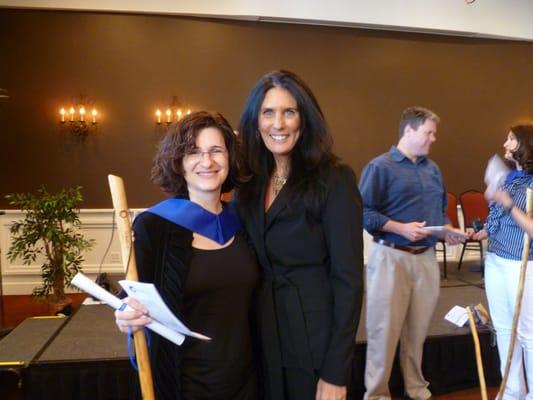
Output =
[
  {"x1": 398, "y1": 221, "x2": 429, "y2": 242},
  {"x1": 382, "y1": 220, "x2": 430, "y2": 242},
  {"x1": 315, "y1": 378, "x2": 346, "y2": 400}
]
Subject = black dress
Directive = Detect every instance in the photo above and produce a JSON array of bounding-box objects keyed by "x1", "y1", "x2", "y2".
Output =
[
  {"x1": 132, "y1": 212, "x2": 259, "y2": 400},
  {"x1": 180, "y1": 233, "x2": 259, "y2": 400}
]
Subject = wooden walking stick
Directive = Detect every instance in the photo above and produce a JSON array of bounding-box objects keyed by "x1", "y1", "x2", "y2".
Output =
[
  {"x1": 498, "y1": 187, "x2": 533, "y2": 399},
  {"x1": 108, "y1": 174, "x2": 155, "y2": 400},
  {"x1": 467, "y1": 306, "x2": 488, "y2": 400}
]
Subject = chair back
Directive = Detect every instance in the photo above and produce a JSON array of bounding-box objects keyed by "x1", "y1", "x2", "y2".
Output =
[
  {"x1": 459, "y1": 190, "x2": 489, "y2": 228},
  {"x1": 446, "y1": 192, "x2": 460, "y2": 229}
]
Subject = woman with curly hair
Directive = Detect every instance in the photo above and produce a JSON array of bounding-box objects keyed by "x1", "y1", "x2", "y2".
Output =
[
  {"x1": 114, "y1": 111, "x2": 259, "y2": 400},
  {"x1": 473, "y1": 123, "x2": 533, "y2": 400}
]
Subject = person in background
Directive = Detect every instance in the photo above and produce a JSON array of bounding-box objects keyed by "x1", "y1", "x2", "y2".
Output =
[
  {"x1": 237, "y1": 70, "x2": 364, "y2": 400},
  {"x1": 359, "y1": 106, "x2": 465, "y2": 400},
  {"x1": 114, "y1": 111, "x2": 259, "y2": 400},
  {"x1": 473, "y1": 123, "x2": 533, "y2": 400}
]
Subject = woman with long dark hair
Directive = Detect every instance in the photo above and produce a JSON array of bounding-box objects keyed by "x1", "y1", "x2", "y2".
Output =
[
  {"x1": 115, "y1": 111, "x2": 259, "y2": 399},
  {"x1": 238, "y1": 70, "x2": 364, "y2": 400},
  {"x1": 473, "y1": 123, "x2": 533, "y2": 399}
]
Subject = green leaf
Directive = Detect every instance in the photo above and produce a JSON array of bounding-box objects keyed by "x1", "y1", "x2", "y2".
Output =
[{"x1": 5, "y1": 186, "x2": 94, "y2": 299}]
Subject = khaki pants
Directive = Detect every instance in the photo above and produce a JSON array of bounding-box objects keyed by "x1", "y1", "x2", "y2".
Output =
[{"x1": 364, "y1": 244, "x2": 439, "y2": 400}]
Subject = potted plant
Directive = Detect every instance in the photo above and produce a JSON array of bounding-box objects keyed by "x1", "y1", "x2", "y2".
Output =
[{"x1": 5, "y1": 186, "x2": 94, "y2": 313}]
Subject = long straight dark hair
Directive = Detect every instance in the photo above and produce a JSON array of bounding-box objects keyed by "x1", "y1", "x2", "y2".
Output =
[{"x1": 237, "y1": 70, "x2": 338, "y2": 213}]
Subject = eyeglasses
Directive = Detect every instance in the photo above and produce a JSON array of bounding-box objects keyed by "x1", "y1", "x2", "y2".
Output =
[{"x1": 186, "y1": 147, "x2": 228, "y2": 161}]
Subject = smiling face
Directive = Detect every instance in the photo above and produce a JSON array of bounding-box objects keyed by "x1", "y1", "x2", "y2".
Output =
[
  {"x1": 258, "y1": 86, "x2": 301, "y2": 161},
  {"x1": 182, "y1": 127, "x2": 229, "y2": 199},
  {"x1": 404, "y1": 118, "x2": 437, "y2": 158},
  {"x1": 503, "y1": 130, "x2": 519, "y2": 162}
]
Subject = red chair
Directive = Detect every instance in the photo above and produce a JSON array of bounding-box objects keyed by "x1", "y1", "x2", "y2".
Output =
[
  {"x1": 436, "y1": 192, "x2": 459, "y2": 279},
  {"x1": 457, "y1": 190, "x2": 489, "y2": 271}
]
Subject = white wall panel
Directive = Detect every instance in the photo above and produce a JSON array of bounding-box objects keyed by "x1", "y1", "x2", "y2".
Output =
[
  {"x1": 0, "y1": 209, "x2": 128, "y2": 295},
  {"x1": 0, "y1": 206, "x2": 481, "y2": 294}
]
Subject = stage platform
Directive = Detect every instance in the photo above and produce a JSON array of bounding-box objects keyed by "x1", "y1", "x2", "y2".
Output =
[
  {"x1": 353, "y1": 283, "x2": 500, "y2": 398},
  {"x1": 1, "y1": 266, "x2": 500, "y2": 399}
]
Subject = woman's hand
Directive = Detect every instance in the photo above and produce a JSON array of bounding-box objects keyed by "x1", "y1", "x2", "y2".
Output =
[
  {"x1": 470, "y1": 228, "x2": 488, "y2": 241},
  {"x1": 315, "y1": 378, "x2": 346, "y2": 400},
  {"x1": 114, "y1": 297, "x2": 152, "y2": 334},
  {"x1": 485, "y1": 188, "x2": 513, "y2": 210}
]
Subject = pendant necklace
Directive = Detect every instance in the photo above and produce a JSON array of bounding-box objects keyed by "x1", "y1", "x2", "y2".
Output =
[{"x1": 272, "y1": 174, "x2": 287, "y2": 196}]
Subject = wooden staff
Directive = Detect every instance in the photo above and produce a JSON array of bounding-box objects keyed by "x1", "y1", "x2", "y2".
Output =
[
  {"x1": 108, "y1": 174, "x2": 155, "y2": 400},
  {"x1": 498, "y1": 187, "x2": 533, "y2": 399},
  {"x1": 467, "y1": 306, "x2": 487, "y2": 400}
]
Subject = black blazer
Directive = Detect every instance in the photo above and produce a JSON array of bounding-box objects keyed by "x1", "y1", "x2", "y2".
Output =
[{"x1": 241, "y1": 164, "x2": 364, "y2": 399}]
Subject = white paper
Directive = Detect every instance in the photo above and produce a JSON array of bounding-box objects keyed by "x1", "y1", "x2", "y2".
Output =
[
  {"x1": 72, "y1": 272, "x2": 123, "y2": 309},
  {"x1": 485, "y1": 154, "x2": 510, "y2": 197},
  {"x1": 71, "y1": 272, "x2": 211, "y2": 345},
  {"x1": 444, "y1": 305, "x2": 469, "y2": 327},
  {"x1": 119, "y1": 280, "x2": 211, "y2": 342},
  {"x1": 422, "y1": 226, "x2": 469, "y2": 240}
]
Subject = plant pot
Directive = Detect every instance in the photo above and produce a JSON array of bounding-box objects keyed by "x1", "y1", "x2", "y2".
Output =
[{"x1": 48, "y1": 296, "x2": 73, "y2": 316}]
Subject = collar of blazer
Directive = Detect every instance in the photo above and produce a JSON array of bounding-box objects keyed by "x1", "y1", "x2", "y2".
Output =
[{"x1": 262, "y1": 178, "x2": 289, "y2": 231}]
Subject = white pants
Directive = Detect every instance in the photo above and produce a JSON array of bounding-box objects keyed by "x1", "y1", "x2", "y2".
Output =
[
  {"x1": 485, "y1": 252, "x2": 533, "y2": 400},
  {"x1": 364, "y1": 245, "x2": 439, "y2": 400}
]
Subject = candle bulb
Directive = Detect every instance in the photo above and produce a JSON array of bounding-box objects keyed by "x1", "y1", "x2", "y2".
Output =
[
  {"x1": 92, "y1": 109, "x2": 97, "y2": 124},
  {"x1": 60, "y1": 108, "x2": 66, "y2": 123},
  {"x1": 79, "y1": 106, "x2": 86, "y2": 122},
  {"x1": 69, "y1": 107, "x2": 75, "y2": 122},
  {"x1": 177, "y1": 109, "x2": 182, "y2": 120},
  {"x1": 186, "y1": 109, "x2": 191, "y2": 115},
  {"x1": 156, "y1": 109, "x2": 162, "y2": 124},
  {"x1": 166, "y1": 109, "x2": 171, "y2": 124}
]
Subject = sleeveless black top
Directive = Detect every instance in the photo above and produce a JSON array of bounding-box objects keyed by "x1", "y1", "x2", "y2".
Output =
[{"x1": 180, "y1": 233, "x2": 259, "y2": 399}]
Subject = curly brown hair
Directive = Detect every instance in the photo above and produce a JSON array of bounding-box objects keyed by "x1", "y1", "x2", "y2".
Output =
[
  {"x1": 151, "y1": 111, "x2": 244, "y2": 196},
  {"x1": 510, "y1": 123, "x2": 533, "y2": 173}
]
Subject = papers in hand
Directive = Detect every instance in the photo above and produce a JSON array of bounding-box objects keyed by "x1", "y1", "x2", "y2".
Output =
[
  {"x1": 422, "y1": 226, "x2": 469, "y2": 240},
  {"x1": 71, "y1": 272, "x2": 211, "y2": 346},
  {"x1": 119, "y1": 279, "x2": 211, "y2": 343},
  {"x1": 485, "y1": 154, "x2": 510, "y2": 197}
]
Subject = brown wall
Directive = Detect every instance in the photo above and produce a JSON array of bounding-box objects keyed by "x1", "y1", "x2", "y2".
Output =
[{"x1": 1, "y1": 9, "x2": 532, "y2": 208}]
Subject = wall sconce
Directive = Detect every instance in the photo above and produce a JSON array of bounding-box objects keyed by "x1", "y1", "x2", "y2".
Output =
[
  {"x1": 59, "y1": 98, "x2": 98, "y2": 136},
  {"x1": 155, "y1": 96, "x2": 191, "y2": 125}
]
